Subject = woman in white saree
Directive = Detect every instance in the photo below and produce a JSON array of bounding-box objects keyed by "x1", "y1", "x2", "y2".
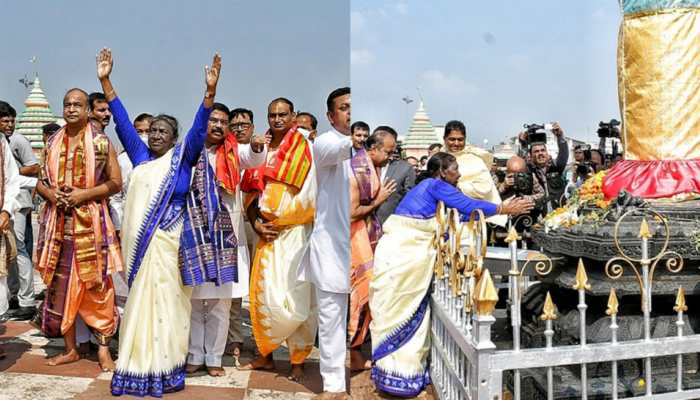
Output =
[{"x1": 370, "y1": 152, "x2": 532, "y2": 397}]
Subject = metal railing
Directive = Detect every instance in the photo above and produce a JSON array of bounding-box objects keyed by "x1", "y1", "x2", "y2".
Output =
[{"x1": 430, "y1": 207, "x2": 700, "y2": 400}]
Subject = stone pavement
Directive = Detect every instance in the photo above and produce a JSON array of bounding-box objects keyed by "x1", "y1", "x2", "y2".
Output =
[
  {"x1": 0, "y1": 318, "x2": 436, "y2": 399},
  {"x1": 0, "y1": 233, "x2": 437, "y2": 399}
]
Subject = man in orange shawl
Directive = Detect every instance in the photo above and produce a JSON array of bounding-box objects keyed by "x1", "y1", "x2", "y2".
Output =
[
  {"x1": 239, "y1": 98, "x2": 317, "y2": 382},
  {"x1": 36, "y1": 88, "x2": 122, "y2": 372},
  {"x1": 348, "y1": 130, "x2": 396, "y2": 371}
]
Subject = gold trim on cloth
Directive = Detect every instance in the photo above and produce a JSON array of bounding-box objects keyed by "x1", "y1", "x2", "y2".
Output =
[{"x1": 619, "y1": 7, "x2": 700, "y2": 160}]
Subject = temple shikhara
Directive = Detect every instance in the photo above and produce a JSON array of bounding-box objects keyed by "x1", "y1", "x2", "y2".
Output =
[
  {"x1": 14, "y1": 76, "x2": 59, "y2": 156},
  {"x1": 402, "y1": 101, "x2": 442, "y2": 158}
]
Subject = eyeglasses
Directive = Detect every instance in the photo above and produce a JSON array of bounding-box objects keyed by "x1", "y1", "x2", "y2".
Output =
[{"x1": 230, "y1": 123, "x2": 251, "y2": 131}]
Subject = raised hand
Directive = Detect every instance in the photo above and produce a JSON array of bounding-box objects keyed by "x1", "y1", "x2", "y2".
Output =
[
  {"x1": 97, "y1": 48, "x2": 113, "y2": 80},
  {"x1": 250, "y1": 135, "x2": 267, "y2": 153},
  {"x1": 205, "y1": 53, "x2": 222, "y2": 91}
]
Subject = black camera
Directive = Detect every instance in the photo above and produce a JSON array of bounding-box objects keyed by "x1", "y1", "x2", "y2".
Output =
[
  {"x1": 597, "y1": 119, "x2": 621, "y2": 138},
  {"x1": 575, "y1": 162, "x2": 594, "y2": 177},
  {"x1": 513, "y1": 172, "x2": 533, "y2": 195},
  {"x1": 495, "y1": 169, "x2": 506, "y2": 183}
]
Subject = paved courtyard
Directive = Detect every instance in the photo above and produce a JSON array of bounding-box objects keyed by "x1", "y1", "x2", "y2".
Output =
[{"x1": 0, "y1": 268, "x2": 435, "y2": 399}]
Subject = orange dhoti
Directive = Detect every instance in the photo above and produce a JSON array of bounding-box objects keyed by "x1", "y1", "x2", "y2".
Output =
[{"x1": 42, "y1": 216, "x2": 118, "y2": 343}]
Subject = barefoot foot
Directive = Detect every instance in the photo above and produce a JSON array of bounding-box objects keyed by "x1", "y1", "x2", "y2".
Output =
[
  {"x1": 349, "y1": 349, "x2": 371, "y2": 372},
  {"x1": 97, "y1": 346, "x2": 115, "y2": 372},
  {"x1": 186, "y1": 363, "x2": 204, "y2": 375},
  {"x1": 238, "y1": 355, "x2": 274, "y2": 371},
  {"x1": 288, "y1": 363, "x2": 305, "y2": 382},
  {"x1": 46, "y1": 349, "x2": 80, "y2": 366},
  {"x1": 207, "y1": 366, "x2": 226, "y2": 377}
]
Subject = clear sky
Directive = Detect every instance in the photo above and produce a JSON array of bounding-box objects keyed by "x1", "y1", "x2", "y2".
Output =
[
  {"x1": 352, "y1": 0, "x2": 621, "y2": 146},
  {"x1": 1, "y1": 0, "x2": 349, "y2": 137}
]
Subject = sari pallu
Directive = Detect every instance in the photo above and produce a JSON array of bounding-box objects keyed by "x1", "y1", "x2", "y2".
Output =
[
  {"x1": 243, "y1": 128, "x2": 318, "y2": 364},
  {"x1": 112, "y1": 145, "x2": 192, "y2": 397},
  {"x1": 348, "y1": 148, "x2": 381, "y2": 348},
  {"x1": 37, "y1": 124, "x2": 122, "y2": 338},
  {"x1": 369, "y1": 214, "x2": 436, "y2": 398}
]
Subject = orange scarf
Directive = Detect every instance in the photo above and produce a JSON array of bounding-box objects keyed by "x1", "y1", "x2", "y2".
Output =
[
  {"x1": 240, "y1": 125, "x2": 312, "y2": 193},
  {"x1": 38, "y1": 124, "x2": 122, "y2": 288},
  {"x1": 215, "y1": 133, "x2": 240, "y2": 193}
]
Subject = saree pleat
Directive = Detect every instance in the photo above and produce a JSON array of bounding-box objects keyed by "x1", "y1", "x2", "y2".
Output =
[{"x1": 370, "y1": 215, "x2": 436, "y2": 397}]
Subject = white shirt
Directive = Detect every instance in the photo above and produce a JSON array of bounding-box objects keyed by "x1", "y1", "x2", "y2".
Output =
[
  {"x1": 299, "y1": 128, "x2": 353, "y2": 293},
  {"x1": 109, "y1": 152, "x2": 134, "y2": 231},
  {"x1": 192, "y1": 143, "x2": 267, "y2": 300},
  {"x1": 1, "y1": 140, "x2": 20, "y2": 217}
]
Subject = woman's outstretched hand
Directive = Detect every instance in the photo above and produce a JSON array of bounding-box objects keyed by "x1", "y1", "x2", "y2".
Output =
[
  {"x1": 500, "y1": 197, "x2": 535, "y2": 216},
  {"x1": 97, "y1": 48, "x2": 113, "y2": 81}
]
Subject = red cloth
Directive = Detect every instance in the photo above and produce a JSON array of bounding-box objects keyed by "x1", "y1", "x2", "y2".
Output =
[
  {"x1": 602, "y1": 159, "x2": 700, "y2": 200},
  {"x1": 240, "y1": 125, "x2": 312, "y2": 194},
  {"x1": 215, "y1": 133, "x2": 240, "y2": 194}
]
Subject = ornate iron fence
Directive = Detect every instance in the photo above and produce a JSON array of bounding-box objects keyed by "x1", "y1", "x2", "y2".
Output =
[{"x1": 430, "y1": 208, "x2": 700, "y2": 400}]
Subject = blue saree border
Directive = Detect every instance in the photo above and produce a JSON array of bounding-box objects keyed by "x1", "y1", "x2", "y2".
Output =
[
  {"x1": 372, "y1": 294, "x2": 429, "y2": 361},
  {"x1": 371, "y1": 365, "x2": 430, "y2": 398},
  {"x1": 110, "y1": 363, "x2": 186, "y2": 398}
]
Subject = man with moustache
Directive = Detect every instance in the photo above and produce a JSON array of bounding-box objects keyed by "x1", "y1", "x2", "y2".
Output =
[
  {"x1": 229, "y1": 108, "x2": 255, "y2": 144},
  {"x1": 298, "y1": 87, "x2": 353, "y2": 399},
  {"x1": 36, "y1": 88, "x2": 122, "y2": 371},
  {"x1": 240, "y1": 98, "x2": 317, "y2": 382},
  {"x1": 0, "y1": 101, "x2": 39, "y2": 321},
  {"x1": 225, "y1": 106, "x2": 256, "y2": 358},
  {"x1": 185, "y1": 102, "x2": 267, "y2": 377},
  {"x1": 350, "y1": 121, "x2": 369, "y2": 156}
]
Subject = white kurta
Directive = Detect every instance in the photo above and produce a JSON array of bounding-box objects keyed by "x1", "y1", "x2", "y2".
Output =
[
  {"x1": 191, "y1": 143, "x2": 266, "y2": 300},
  {"x1": 0, "y1": 139, "x2": 20, "y2": 316},
  {"x1": 1, "y1": 139, "x2": 20, "y2": 218},
  {"x1": 299, "y1": 128, "x2": 353, "y2": 294}
]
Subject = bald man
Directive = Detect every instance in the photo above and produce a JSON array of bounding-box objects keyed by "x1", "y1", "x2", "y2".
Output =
[
  {"x1": 36, "y1": 88, "x2": 122, "y2": 371},
  {"x1": 498, "y1": 156, "x2": 544, "y2": 207}
]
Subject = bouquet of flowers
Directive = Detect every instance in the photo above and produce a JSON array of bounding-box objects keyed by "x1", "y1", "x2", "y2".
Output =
[{"x1": 544, "y1": 171, "x2": 610, "y2": 230}]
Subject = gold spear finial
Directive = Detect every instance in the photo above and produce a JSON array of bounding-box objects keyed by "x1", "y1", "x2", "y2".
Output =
[
  {"x1": 505, "y1": 226, "x2": 521, "y2": 244},
  {"x1": 606, "y1": 288, "x2": 619, "y2": 316},
  {"x1": 639, "y1": 217, "x2": 652, "y2": 239},
  {"x1": 674, "y1": 287, "x2": 688, "y2": 313},
  {"x1": 474, "y1": 269, "x2": 499, "y2": 316},
  {"x1": 573, "y1": 258, "x2": 591, "y2": 291},
  {"x1": 540, "y1": 291, "x2": 558, "y2": 321}
]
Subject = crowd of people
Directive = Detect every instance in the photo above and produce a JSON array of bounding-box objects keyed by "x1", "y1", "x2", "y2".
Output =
[{"x1": 0, "y1": 48, "x2": 535, "y2": 399}]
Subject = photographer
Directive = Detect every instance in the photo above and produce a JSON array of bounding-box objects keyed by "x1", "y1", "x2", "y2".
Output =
[
  {"x1": 570, "y1": 146, "x2": 596, "y2": 185},
  {"x1": 518, "y1": 122, "x2": 569, "y2": 215},
  {"x1": 498, "y1": 156, "x2": 545, "y2": 212}
]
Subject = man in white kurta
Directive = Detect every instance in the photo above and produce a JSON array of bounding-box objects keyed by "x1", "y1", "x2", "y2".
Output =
[
  {"x1": 0, "y1": 137, "x2": 21, "y2": 325},
  {"x1": 299, "y1": 87, "x2": 352, "y2": 397},
  {"x1": 187, "y1": 104, "x2": 266, "y2": 376}
]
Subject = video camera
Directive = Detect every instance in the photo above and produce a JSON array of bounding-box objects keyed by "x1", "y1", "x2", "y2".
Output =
[
  {"x1": 597, "y1": 119, "x2": 621, "y2": 138},
  {"x1": 523, "y1": 123, "x2": 550, "y2": 145}
]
